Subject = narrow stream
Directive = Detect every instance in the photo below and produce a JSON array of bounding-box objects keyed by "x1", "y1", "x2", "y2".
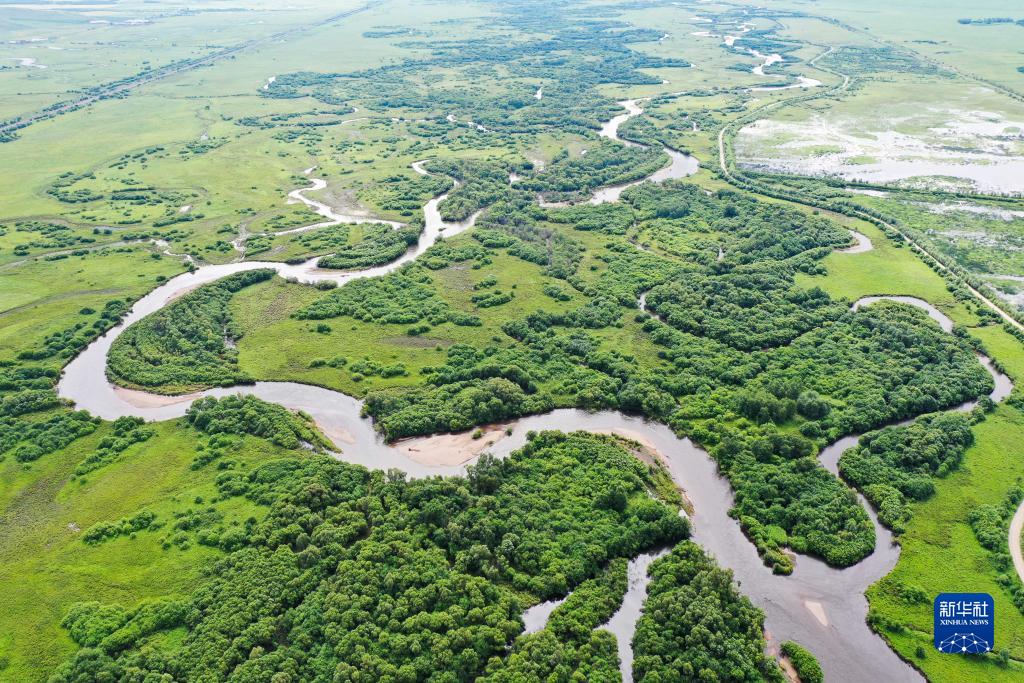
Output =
[
  {"x1": 751, "y1": 49, "x2": 783, "y2": 77},
  {"x1": 284, "y1": 175, "x2": 404, "y2": 231},
  {"x1": 748, "y1": 49, "x2": 822, "y2": 91},
  {"x1": 839, "y1": 230, "x2": 872, "y2": 254},
  {"x1": 591, "y1": 99, "x2": 699, "y2": 204},
  {"x1": 600, "y1": 549, "x2": 668, "y2": 682},
  {"x1": 232, "y1": 167, "x2": 404, "y2": 253}
]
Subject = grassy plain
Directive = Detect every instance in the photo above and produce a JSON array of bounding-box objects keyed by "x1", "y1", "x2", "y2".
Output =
[
  {"x1": 0, "y1": 420, "x2": 291, "y2": 681},
  {"x1": 0, "y1": 0, "x2": 363, "y2": 118},
  {"x1": 736, "y1": 0, "x2": 1024, "y2": 91},
  {"x1": 0, "y1": 249, "x2": 184, "y2": 363},
  {"x1": 865, "y1": 407, "x2": 1024, "y2": 679},
  {"x1": 2, "y1": 0, "x2": 1024, "y2": 681},
  {"x1": 796, "y1": 220, "x2": 978, "y2": 322}
]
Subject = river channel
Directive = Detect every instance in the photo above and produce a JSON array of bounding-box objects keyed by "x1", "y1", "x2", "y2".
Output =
[{"x1": 54, "y1": 103, "x2": 1009, "y2": 682}]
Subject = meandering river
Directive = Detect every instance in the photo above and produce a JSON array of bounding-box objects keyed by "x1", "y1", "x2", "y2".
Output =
[
  {"x1": 591, "y1": 98, "x2": 699, "y2": 203},
  {"x1": 54, "y1": 103, "x2": 1008, "y2": 682}
]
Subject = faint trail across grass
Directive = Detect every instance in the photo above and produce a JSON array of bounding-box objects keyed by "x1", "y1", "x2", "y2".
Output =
[{"x1": 0, "y1": 2, "x2": 382, "y2": 141}]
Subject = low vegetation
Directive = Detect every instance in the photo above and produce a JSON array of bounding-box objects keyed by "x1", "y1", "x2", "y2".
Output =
[{"x1": 781, "y1": 641, "x2": 824, "y2": 683}]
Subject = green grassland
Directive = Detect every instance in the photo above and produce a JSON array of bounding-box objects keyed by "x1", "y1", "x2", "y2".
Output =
[
  {"x1": 2, "y1": 0, "x2": 1024, "y2": 681},
  {"x1": 822, "y1": 191, "x2": 1024, "y2": 312},
  {"x1": 737, "y1": 0, "x2": 1024, "y2": 91},
  {"x1": 866, "y1": 407, "x2": 1024, "y2": 679},
  {"x1": 0, "y1": 0, "x2": 367, "y2": 120},
  {"x1": 0, "y1": 248, "x2": 184, "y2": 364},
  {"x1": 796, "y1": 220, "x2": 977, "y2": 321},
  {"x1": 0, "y1": 419, "x2": 290, "y2": 681}
]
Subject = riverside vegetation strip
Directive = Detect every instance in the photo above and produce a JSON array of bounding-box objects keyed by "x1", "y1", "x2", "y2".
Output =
[
  {"x1": 4, "y1": 0, "x2": 1024, "y2": 681},
  {"x1": 102, "y1": 179, "x2": 995, "y2": 580}
]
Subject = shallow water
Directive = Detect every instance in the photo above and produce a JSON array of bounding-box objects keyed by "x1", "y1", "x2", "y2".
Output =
[
  {"x1": 589, "y1": 99, "x2": 699, "y2": 204},
  {"x1": 521, "y1": 597, "x2": 566, "y2": 635},
  {"x1": 839, "y1": 230, "x2": 873, "y2": 254},
  {"x1": 738, "y1": 114, "x2": 1024, "y2": 194},
  {"x1": 752, "y1": 76, "x2": 822, "y2": 92},
  {"x1": 9, "y1": 56, "x2": 46, "y2": 68},
  {"x1": 915, "y1": 201, "x2": 1024, "y2": 222},
  {"x1": 845, "y1": 187, "x2": 890, "y2": 198}
]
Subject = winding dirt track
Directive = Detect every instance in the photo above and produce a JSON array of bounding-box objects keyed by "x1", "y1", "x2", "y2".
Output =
[{"x1": 1011, "y1": 502, "x2": 1024, "y2": 584}]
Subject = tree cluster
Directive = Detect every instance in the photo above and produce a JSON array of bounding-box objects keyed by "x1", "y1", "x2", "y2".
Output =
[
  {"x1": 51, "y1": 431, "x2": 689, "y2": 682},
  {"x1": 107, "y1": 270, "x2": 275, "y2": 393},
  {"x1": 633, "y1": 542, "x2": 783, "y2": 682},
  {"x1": 839, "y1": 412, "x2": 975, "y2": 532}
]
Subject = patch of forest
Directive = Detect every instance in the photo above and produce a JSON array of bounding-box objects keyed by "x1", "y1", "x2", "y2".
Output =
[
  {"x1": 99, "y1": 175, "x2": 997, "y2": 574},
  {"x1": 50, "y1": 408, "x2": 738, "y2": 682},
  {"x1": 633, "y1": 542, "x2": 784, "y2": 682},
  {"x1": 107, "y1": 269, "x2": 275, "y2": 394},
  {"x1": 840, "y1": 411, "x2": 977, "y2": 533},
  {"x1": 316, "y1": 223, "x2": 420, "y2": 270}
]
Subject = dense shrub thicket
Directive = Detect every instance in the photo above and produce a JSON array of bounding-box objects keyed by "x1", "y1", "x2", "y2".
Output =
[
  {"x1": 348, "y1": 182, "x2": 989, "y2": 572},
  {"x1": 50, "y1": 428, "x2": 690, "y2": 681},
  {"x1": 107, "y1": 269, "x2": 275, "y2": 393},
  {"x1": 317, "y1": 223, "x2": 421, "y2": 270},
  {"x1": 0, "y1": 410, "x2": 98, "y2": 463},
  {"x1": 780, "y1": 641, "x2": 824, "y2": 683},
  {"x1": 296, "y1": 270, "x2": 482, "y2": 328},
  {"x1": 840, "y1": 413, "x2": 975, "y2": 532},
  {"x1": 633, "y1": 542, "x2": 784, "y2": 682},
  {"x1": 185, "y1": 394, "x2": 333, "y2": 451},
  {"x1": 73, "y1": 416, "x2": 154, "y2": 476}
]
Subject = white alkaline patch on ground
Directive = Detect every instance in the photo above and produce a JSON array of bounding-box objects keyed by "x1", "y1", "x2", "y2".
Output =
[{"x1": 736, "y1": 88, "x2": 1024, "y2": 194}]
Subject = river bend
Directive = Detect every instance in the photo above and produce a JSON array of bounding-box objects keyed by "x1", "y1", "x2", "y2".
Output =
[{"x1": 54, "y1": 105, "x2": 1008, "y2": 682}]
